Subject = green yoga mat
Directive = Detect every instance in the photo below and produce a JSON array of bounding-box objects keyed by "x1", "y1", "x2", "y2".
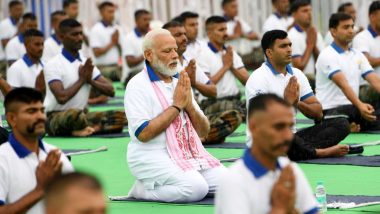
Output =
[{"x1": 43, "y1": 111, "x2": 380, "y2": 214}]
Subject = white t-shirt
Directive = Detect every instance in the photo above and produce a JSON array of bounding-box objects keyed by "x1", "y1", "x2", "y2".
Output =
[
  {"x1": 225, "y1": 16, "x2": 254, "y2": 53},
  {"x1": 315, "y1": 43, "x2": 373, "y2": 110},
  {"x1": 288, "y1": 25, "x2": 325, "y2": 76},
  {"x1": 0, "y1": 133, "x2": 74, "y2": 214},
  {"x1": 121, "y1": 28, "x2": 144, "y2": 73},
  {"x1": 0, "y1": 17, "x2": 18, "y2": 60},
  {"x1": 5, "y1": 34, "x2": 26, "y2": 61},
  {"x1": 353, "y1": 26, "x2": 380, "y2": 78},
  {"x1": 42, "y1": 34, "x2": 62, "y2": 64},
  {"x1": 89, "y1": 21, "x2": 122, "y2": 65},
  {"x1": 43, "y1": 49, "x2": 101, "y2": 112},
  {"x1": 262, "y1": 13, "x2": 294, "y2": 33},
  {"x1": 124, "y1": 61, "x2": 206, "y2": 189},
  {"x1": 245, "y1": 62, "x2": 313, "y2": 140},
  {"x1": 198, "y1": 42, "x2": 244, "y2": 98},
  {"x1": 215, "y1": 150, "x2": 319, "y2": 214},
  {"x1": 7, "y1": 54, "x2": 43, "y2": 88}
]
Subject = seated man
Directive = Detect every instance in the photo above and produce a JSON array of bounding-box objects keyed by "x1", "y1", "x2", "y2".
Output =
[
  {"x1": 216, "y1": 94, "x2": 319, "y2": 214},
  {"x1": 246, "y1": 30, "x2": 350, "y2": 161},
  {"x1": 44, "y1": 19, "x2": 125, "y2": 137},
  {"x1": 316, "y1": 13, "x2": 380, "y2": 132},
  {"x1": 353, "y1": 1, "x2": 380, "y2": 111},
  {"x1": 0, "y1": 87, "x2": 74, "y2": 214},
  {"x1": 5, "y1": 12, "x2": 38, "y2": 66},
  {"x1": 42, "y1": 10, "x2": 68, "y2": 63},
  {"x1": 197, "y1": 16, "x2": 249, "y2": 143},
  {"x1": 7, "y1": 29, "x2": 45, "y2": 94},
  {"x1": 45, "y1": 172, "x2": 106, "y2": 214},
  {"x1": 262, "y1": 0, "x2": 294, "y2": 33},
  {"x1": 125, "y1": 29, "x2": 225, "y2": 202},
  {"x1": 122, "y1": 9, "x2": 151, "y2": 85}
]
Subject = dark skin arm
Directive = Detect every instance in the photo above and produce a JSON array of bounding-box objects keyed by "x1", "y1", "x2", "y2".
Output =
[
  {"x1": 92, "y1": 30, "x2": 119, "y2": 57},
  {"x1": 231, "y1": 67, "x2": 249, "y2": 85},
  {"x1": 363, "y1": 52, "x2": 380, "y2": 68},
  {"x1": 1, "y1": 38, "x2": 10, "y2": 49},
  {"x1": 125, "y1": 55, "x2": 144, "y2": 67},
  {"x1": 0, "y1": 78, "x2": 11, "y2": 96},
  {"x1": 89, "y1": 75, "x2": 115, "y2": 97},
  {"x1": 297, "y1": 96, "x2": 323, "y2": 120},
  {"x1": 35, "y1": 71, "x2": 46, "y2": 95}
]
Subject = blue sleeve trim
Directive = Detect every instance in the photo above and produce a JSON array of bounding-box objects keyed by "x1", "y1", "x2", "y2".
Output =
[
  {"x1": 292, "y1": 54, "x2": 301, "y2": 58},
  {"x1": 48, "y1": 79, "x2": 61, "y2": 84},
  {"x1": 206, "y1": 80, "x2": 211, "y2": 85},
  {"x1": 361, "y1": 70, "x2": 374, "y2": 79},
  {"x1": 0, "y1": 200, "x2": 4, "y2": 205},
  {"x1": 93, "y1": 74, "x2": 102, "y2": 80},
  {"x1": 300, "y1": 92, "x2": 314, "y2": 101},
  {"x1": 134, "y1": 121, "x2": 149, "y2": 138},
  {"x1": 304, "y1": 207, "x2": 319, "y2": 214},
  {"x1": 328, "y1": 69, "x2": 341, "y2": 80}
]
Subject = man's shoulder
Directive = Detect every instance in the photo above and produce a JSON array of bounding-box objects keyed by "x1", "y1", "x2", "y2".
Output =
[
  {"x1": 0, "y1": 142, "x2": 14, "y2": 159},
  {"x1": 126, "y1": 71, "x2": 149, "y2": 90},
  {"x1": 45, "y1": 54, "x2": 63, "y2": 68},
  {"x1": 222, "y1": 160, "x2": 248, "y2": 182},
  {"x1": 6, "y1": 36, "x2": 18, "y2": 46},
  {"x1": 8, "y1": 58, "x2": 25, "y2": 70}
]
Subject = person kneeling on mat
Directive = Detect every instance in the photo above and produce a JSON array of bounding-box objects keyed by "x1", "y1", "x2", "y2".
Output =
[{"x1": 125, "y1": 29, "x2": 226, "y2": 202}]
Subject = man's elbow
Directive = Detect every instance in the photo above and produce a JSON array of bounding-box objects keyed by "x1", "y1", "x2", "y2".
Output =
[
  {"x1": 137, "y1": 132, "x2": 151, "y2": 143},
  {"x1": 56, "y1": 96, "x2": 69, "y2": 105}
]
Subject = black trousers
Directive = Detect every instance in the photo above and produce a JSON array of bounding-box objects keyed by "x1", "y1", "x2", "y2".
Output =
[
  {"x1": 323, "y1": 104, "x2": 380, "y2": 131},
  {"x1": 287, "y1": 118, "x2": 350, "y2": 161}
]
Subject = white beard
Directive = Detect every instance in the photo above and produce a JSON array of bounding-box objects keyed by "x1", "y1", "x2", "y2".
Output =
[{"x1": 152, "y1": 58, "x2": 179, "y2": 77}]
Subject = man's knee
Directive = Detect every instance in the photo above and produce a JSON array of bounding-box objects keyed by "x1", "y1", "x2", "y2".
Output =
[
  {"x1": 327, "y1": 118, "x2": 350, "y2": 137},
  {"x1": 177, "y1": 175, "x2": 209, "y2": 202}
]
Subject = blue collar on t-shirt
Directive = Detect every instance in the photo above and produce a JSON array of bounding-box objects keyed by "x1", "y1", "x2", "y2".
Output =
[
  {"x1": 207, "y1": 42, "x2": 226, "y2": 53},
  {"x1": 18, "y1": 34, "x2": 24, "y2": 43},
  {"x1": 51, "y1": 34, "x2": 62, "y2": 45},
  {"x1": 294, "y1": 24, "x2": 303, "y2": 33},
  {"x1": 145, "y1": 60, "x2": 179, "y2": 82},
  {"x1": 9, "y1": 133, "x2": 46, "y2": 158},
  {"x1": 330, "y1": 42, "x2": 351, "y2": 54},
  {"x1": 62, "y1": 48, "x2": 82, "y2": 63},
  {"x1": 242, "y1": 149, "x2": 281, "y2": 178},
  {"x1": 9, "y1": 17, "x2": 17, "y2": 26},
  {"x1": 134, "y1": 28, "x2": 142, "y2": 38},
  {"x1": 22, "y1": 54, "x2": 43, "y2": 67},
  {"x1": 265, "y1": 61, "x2": 293, "y2": 75},
  {"x1": 367, "y1": 25, "x2": 378, "y2": 38}
]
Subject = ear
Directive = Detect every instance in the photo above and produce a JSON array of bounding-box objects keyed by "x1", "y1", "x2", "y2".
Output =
[
  {"x1": 330, "y1": 28, "x2": 337, "y2": 38},
  {"x1": 144, "y1": 49, "x2": 153, "y2": 63},
  {"x1": 6, "y1": 112, "x2": 16, "y2": 129},
  {"x1": 265, "y1": 48, "x2": 273, "y2": 59},
  {"x1": 248, "y1": 116, "x2": 256, "y2": 134}
]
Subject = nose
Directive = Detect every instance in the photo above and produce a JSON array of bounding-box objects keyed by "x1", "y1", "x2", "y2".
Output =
[{"x1": 171, "y1": 49, "x2": 178, "y2": 60}]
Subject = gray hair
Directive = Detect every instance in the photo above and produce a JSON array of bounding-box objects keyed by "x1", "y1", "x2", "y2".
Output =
[{"x1": 142, "y1": 28, "x2": 172, "y2": 52}]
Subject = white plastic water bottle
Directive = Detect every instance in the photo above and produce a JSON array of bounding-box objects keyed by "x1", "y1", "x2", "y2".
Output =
[{"x1": 316, "y1": 181, "x2": 327, "y2": 213}]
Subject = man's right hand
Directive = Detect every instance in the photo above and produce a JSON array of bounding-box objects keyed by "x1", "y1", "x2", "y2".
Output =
[
  {"x1": 284, "y1": 76, "x2": 300, "y2": 106},
  {"x1": 35, "y1": 149, "x2": 63, "y2": 191},
  {"x1": 270, "y1": 165, "x2": 296, "y2": 214},
  {"x1": 358, "y1": 102, "x2": 376, "y2": 121},
  {"x1": 173, "y1": 71, "x2": 191, "y2": 110},
  {"x1": 222, "y1": 46, "x2": 233, "y2": 69},
  {"x1": 306, "y1": 26, "x2": 317, "y2": 47},
  {"x1": 111, "y1": 30, "x2": 119, "y2": 46},
  {"x1": 78, "y1": 59, "x2": 94, "y2": 83},
  {"x1": 233, "y1": 21, "x2": 243, "y2": 39}
]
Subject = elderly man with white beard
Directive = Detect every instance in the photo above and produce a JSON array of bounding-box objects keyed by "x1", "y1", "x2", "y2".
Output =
[{"x1": 124, "y1": 29, "x2": 226, "y2": 202}]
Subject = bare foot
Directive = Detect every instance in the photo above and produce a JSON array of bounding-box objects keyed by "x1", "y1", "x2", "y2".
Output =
[
  {"x1": 72, "y1": 126, "x2": 95, "y2": 137},
  {"x1": 350, "y1": 122, "x2": 361, "y2": 133},
  {"x1": 316, "y1": 145, "x2": 349, "y2": 158}
]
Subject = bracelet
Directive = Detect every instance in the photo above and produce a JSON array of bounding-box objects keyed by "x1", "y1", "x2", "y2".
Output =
[{"x1": 171, "y1": 105, "x2": 181, "y2": 113}]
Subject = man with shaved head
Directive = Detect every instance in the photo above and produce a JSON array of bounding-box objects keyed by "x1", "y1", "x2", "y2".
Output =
[
  {"x1": 45, "y1": 172, "x2": 106, "y2": 214},
  {"x1": 124, "y1": 29, "x2": 225, "y2": 202}
]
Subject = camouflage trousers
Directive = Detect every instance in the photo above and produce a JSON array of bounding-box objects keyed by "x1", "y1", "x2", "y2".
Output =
[
  {"x1": 46, "y1": 109, "x2": 126, "y2": 136},
  {"x1": 97, "y1": 64, "x2": 121, "y2": 81},
  {"x1": 200, "y1": 97, "x2": 245, "y2": 144}
]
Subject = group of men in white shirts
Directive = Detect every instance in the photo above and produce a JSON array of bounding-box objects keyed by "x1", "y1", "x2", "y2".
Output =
[{"x1": 2, "y1": 0, "x2": 380, "y2": 213}]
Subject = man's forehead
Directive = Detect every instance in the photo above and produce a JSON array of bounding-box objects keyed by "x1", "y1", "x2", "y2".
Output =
[
  {"x1": 275, "y1": 37, "x2": 291, "y2": 45},
  {"x1": 154, "y1": 34, "x2": 177, "y2": 48}
]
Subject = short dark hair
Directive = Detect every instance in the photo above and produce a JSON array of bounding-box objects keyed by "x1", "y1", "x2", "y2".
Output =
[
  {"x1": 45, "y1": 172, "x2": 102, "y2": 208},
  {"x1": 221, "y1": 0, "x2": 235, "y2": 8},
  {"x1": 369, "y1": 1, "x2": 380, "y2": 15},
  {"x1": 172, "y1": 16, "x2": 184, "y2": 23},
  {"x1": 261, "y1": 30, "x2": 288, "y2": 56},
  {"x1": 337, "y1": 2, "x2": 353, "y2": 13},
  {"x1": 180, "y1": 11, "x2": 199, "y2": 23},
  {"x1": 98, "y1": 1, "x2": 114, "y2": 10},
  {"x1": 51, "y1": 10, "x2": 66, "y2": 22},
  {"x1": 329, "y1": 12, "x2": 353, "y2": 29},
  {"x1": 205, "y1": 16, "x2": 226, "y2": 29},
  {"x1": 63, "y1": 0, "x2": 78, "y2": 9},
  {"x1": 24, "y1": 29, "x2": 44, "y2": 39},
  {"x1": 290, "y1": 0, "x2": 311, "y2": 14},
  {"x1": 22, "y1": 13, "x2": 36, "y2": 22},
  {"x1": 162, "y1": 21, "x2": 183, "y2": 30},
  {"x1": 59, "y1": 18, "x2": 81, "y2": 33},
  {"x1": 248, "y1": 93, "x2": 290, "y2": 117},
  {"x1": 134, "y1": 9, "x2": 150, "y2": 20},
  {"x1": 9, "y1": 0, "x2": 22, "y2": 9},
  {"x1": 4, "y1": 87, "x2": 44, "y2": 113}
]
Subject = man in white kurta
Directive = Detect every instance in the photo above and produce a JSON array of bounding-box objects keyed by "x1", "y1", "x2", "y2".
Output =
[{"x1": 125, "y1": 29, "x2": 225, "y2": 202}]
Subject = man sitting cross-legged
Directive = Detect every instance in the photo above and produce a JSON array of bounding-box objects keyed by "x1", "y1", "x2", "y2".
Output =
[{"x1": 44, "y1": 18, "x2": 125, "y2": 137}]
